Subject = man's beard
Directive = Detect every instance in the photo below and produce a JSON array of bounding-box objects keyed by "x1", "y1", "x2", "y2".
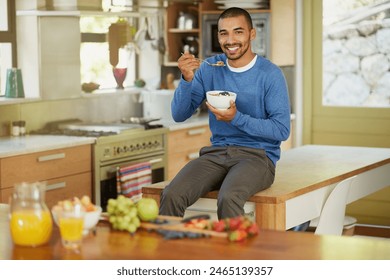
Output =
[{"x1": 223, "y1": 42, "x2": 251, "y2": 61}]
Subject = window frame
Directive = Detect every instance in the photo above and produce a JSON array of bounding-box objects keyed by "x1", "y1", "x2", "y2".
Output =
[{"x1": 0, "y1": 0, "x2": 17, "y2": 66}]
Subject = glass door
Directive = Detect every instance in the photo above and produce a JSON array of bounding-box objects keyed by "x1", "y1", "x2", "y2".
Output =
[{"x1": 302, "y1": 0, "x2": 390, "y2": 147}]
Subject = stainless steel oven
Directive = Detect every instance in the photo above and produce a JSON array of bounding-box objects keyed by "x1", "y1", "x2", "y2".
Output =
[
  {"x1": 31, "y1": 120, "x2": 168, "y2": 211},
  {"x1": 201, "y1": 12, "x2": 270, "y2": 58},
  {"x1": 93, "y1": 127, "x2": 168, "y2": 210}
]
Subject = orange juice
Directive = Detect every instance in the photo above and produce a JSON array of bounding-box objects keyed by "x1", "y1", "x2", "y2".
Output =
[
  {"x1": 10, "y1": 210, "x2": 53, "y2": 246},
  {"x1": 59, "y1": 217, "x2": 84, "y2": 247}
]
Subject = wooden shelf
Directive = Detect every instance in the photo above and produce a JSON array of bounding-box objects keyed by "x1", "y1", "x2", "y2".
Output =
[{"x1": 168, "y1": 28, "x2": 200, "y2": 33}]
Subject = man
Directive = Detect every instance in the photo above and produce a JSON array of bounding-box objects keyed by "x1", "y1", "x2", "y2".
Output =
[{"x1": 159, "y1": 7, "x2": 291, "y2": 219}]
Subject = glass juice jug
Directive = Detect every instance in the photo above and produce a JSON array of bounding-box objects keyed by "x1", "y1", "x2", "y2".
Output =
[{"x1": 9, "y1": 182, "x2": 53, "y2": 246}]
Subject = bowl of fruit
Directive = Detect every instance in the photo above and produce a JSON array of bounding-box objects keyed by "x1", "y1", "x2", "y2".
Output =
[
  {"x1": 206, "y1": 90, "x2": 237, "y2": 110},
  {"x1": 52, "y1": 195, "x2": 102, "y2": 235}
]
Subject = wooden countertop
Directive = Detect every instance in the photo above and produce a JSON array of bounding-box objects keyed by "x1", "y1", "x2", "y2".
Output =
[
  {"x1": 2, "y1": 217, "x2": 390, "y2": 260},
  {"x1": 144, "y1": 145, "x2": 390, "y2": 205}
]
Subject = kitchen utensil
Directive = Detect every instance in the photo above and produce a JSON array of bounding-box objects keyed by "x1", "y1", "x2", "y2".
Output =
[
  {"x1": 206, "y1": 90, "x2": 237, "y2": 110},
  {"x1": 200, "y1": 59, "x2": 225, "y2": 67},
  {"x1": 140, "y1": 214, "x2": 228, "y2": 238}
]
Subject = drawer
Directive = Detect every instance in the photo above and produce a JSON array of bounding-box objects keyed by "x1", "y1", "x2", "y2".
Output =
[
  {"x1": 1, "y1": 172, "x2": 92, "y2": 209},
  {"x1": 0, "y1": 145, "x2": 91, "y2": 189},
  {"x1": 168, "y1": 149, "x2": 200, "y2": 179},
  {"x1": 168, "y1": 125, "x2": 211, "y2": 154}
]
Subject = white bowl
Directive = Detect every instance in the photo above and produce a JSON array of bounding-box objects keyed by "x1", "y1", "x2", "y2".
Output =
[
  {"x1": 52, "y1": 206, "x2": 102, "y2": 235},
  {"x1": 206, "y1": 90, "x2": 237, "y2": 110}
]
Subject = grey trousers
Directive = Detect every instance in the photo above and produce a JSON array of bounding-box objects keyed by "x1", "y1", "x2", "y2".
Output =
[{"x1": 159, "y1": 146, "x2": 275, "y2": 219}]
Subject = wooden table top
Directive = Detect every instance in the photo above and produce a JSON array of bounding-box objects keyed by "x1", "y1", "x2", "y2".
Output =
[
  {"x1": 1, "y1": 209, "x2": 389, "y2": 260},
  {"x1": 143, "y1": 145, "x2": 390, "y2": 204}
]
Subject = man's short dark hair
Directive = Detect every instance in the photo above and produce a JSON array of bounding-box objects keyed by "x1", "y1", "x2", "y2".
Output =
[{"x1": 218, "y1": 7, "x2": 253, "y2": 29}]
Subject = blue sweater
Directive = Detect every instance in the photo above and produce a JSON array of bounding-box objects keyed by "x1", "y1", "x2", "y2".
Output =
[{"x1": 171, "y1": 54, "x2": 291, "y2": 166}]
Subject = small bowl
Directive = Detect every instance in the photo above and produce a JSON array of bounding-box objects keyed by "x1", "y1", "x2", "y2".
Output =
[
  {"x1": 52, "y1": 206, "x2": 102, "y2": 236},
  {"x1": 206, "y1": 90, "x2": 237, "y2": 110}
]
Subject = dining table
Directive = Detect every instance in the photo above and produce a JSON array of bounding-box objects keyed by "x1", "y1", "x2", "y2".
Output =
[{"x1": 1, "y1": 205, "x2": 389, "y2": 260}]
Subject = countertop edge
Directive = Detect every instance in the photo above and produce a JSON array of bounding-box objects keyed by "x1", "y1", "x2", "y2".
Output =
[{"x1": 0, "y1": 135, "x2": 96, "y2": 158}]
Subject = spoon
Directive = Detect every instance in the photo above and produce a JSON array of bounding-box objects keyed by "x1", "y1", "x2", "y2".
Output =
[
  {"x1": 181, "y1": 53, "x2": 225, "y2": 67},
  {"x1": 198, "y1": 59, "x2": 226, "y2": 67}
]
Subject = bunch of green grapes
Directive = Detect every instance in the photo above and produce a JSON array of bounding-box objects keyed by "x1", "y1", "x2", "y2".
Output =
[{"x1": 106, "y1": 195, "x2": 141, "y2": 233}]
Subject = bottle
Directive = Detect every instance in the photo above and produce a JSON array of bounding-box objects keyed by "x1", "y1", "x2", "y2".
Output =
[{"x1": 9, "y1": 182, "x2": 53, "y2": 247}]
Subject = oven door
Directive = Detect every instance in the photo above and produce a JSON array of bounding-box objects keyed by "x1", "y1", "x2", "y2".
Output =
[{"x1": 97, "y1": 155, "x2": 166, "y2": 211}]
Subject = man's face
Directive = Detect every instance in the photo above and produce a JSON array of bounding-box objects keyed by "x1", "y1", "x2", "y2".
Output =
[{"x1": 217, "y1": 15, "x2": 255, "y2": 62}]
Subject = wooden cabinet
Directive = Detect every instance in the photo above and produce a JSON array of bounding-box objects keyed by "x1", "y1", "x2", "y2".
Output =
[
  {"x1": 164, "y1": 1, "x2": 295, "y2": 66},
  {"x1": 270, "y1": 0, "x2": 296, "y2": 66},
  {"x1": 167, "y1": 125, "x2": 211, "y2": 180},
  {"x1": 0, "y1": 145, "x2": 92, "y2": 209}
]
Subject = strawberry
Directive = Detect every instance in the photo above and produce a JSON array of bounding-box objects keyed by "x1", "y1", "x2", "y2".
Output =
[
  {"x1": 238, "y1": 218, "x2": 253, "y2": 231},
  {"x1": 228, "y1": 216, "x2": 244, "y2": 231},
  {"x1": 228, "y1": 229, "x2": 248, "y2": 242},
  {"x1": 212, "y1": 220, "x2": 226, "y2": 232},
  {"x1": 246, "y1": 223, "x2": 259, "y2": 237}
]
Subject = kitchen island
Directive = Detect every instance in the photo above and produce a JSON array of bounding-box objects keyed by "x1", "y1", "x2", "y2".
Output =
[
  {"x1": 1, "y1": 206, "x2": 389, "y2": 260},
  {"x1": 143, "y1": 145, "x2": 390, "y2": 230}
]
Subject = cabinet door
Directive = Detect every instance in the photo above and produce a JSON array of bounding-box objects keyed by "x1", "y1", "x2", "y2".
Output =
[
  {"x1": 167, "y1": 125, "x2": 211, "y2": 179},
  {"x1": 1, "y1": 172, "x2": 92, "y2": 209},
  {"x1": 0, "y1": 145, "x2": 91, "y2": 189}
]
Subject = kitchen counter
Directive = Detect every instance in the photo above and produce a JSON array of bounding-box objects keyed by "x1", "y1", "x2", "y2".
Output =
[
  {"x1": 159, "y1": 113, "x2": 296, "y2": 131},
  {"x1": 157, "y1": 113, "x2": 209, "y2": 131},
  {"x1": 0, "y1": 135, "x2": 95, "y2": 158},
  {"x1": 1, "y1": 205, "x2": 389, "y2": 260}
]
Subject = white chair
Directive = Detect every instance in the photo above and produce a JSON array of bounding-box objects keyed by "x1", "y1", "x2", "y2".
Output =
[{"x1": 310, "y1": 176, "x2": 357, "y2": 236}]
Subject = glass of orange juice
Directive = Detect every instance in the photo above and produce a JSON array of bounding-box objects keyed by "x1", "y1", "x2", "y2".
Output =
[{"x1": 58, "y1": 205, "x2": 85, "y2": 250}]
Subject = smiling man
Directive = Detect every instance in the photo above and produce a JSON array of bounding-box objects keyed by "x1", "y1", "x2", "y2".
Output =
[{"x1": 159, "y1": 7, "x2": 291, "y2": 220}]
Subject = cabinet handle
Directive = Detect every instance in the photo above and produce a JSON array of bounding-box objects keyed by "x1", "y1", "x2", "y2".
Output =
[
  {"x1": 46, "y1": 182, "x2": 66, "y2": 191},
  {"x1": 187, "y1": 128, "x2": 206, "y2": 136},
  {"x1": 187, "y1": 152, "x2": 199, "y2": 160},
  {"x1": 149, "y1": 158, "x2": 163, "y2": 164},
  {"x1": 38, "y1": 153, "x2": 65, "y2": 162}
]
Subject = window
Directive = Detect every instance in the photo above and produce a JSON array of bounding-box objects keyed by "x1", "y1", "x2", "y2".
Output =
[
  {"x1": 323, "y1": 0, "x2": 390, "y2": 107},
  {"x1": 80, "y1": 16, "x2": 137, "y2": 90},
  {"x1": 0, "y1": 0, "x2": 17, "y2": 96}
]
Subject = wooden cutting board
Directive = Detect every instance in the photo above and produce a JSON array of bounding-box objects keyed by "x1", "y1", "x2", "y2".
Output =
[{"x1": 140, "y1": 215, "x2": 228, "y2": 238}]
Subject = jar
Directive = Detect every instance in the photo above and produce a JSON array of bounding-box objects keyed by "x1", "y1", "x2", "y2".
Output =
[
  {"x1": 9, "y1": 182, "x2": 53, "y2": 247},
  {"x1": 182, "y1": 36, "x2": 199, "y2": 56},
  {"x1": 19, "y1": 121, "x2": 26, "y2": 136},
  {"x1": 11, "y1": 121, "x2": 20, "y2": 136}
]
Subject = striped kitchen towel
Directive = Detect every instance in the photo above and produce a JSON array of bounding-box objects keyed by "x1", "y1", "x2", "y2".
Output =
[{"x1": 117, "y1": 162, "x2": 151, "y2": 203}]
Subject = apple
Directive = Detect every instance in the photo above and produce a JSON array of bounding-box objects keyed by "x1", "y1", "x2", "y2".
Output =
[{"x1": 137, "y1": 198, "x2": 159, "y2": 222}]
